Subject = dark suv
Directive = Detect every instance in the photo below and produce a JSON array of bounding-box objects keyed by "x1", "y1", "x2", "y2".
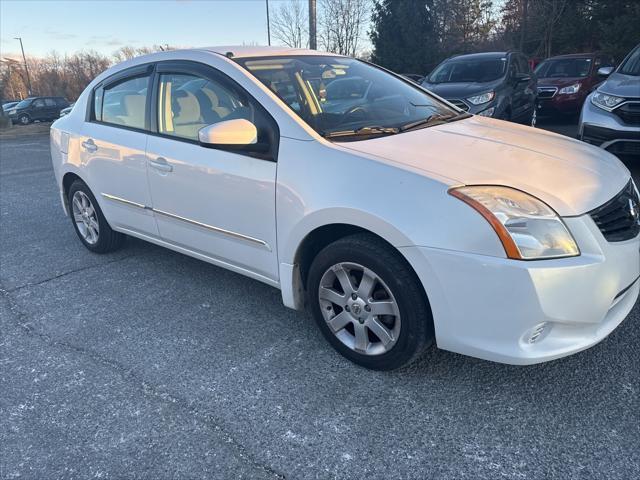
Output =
[
  {"x1": 421, "y1": 51, "x2": 537, "y2": 125},
  {"x1": 6, "y1": 96, "x2": 70, "y2": 125}
]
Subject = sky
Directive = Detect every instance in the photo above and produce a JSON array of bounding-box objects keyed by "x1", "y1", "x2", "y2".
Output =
[{"x1": 0, "y1": 0, "x2": 319, "y2": 60}]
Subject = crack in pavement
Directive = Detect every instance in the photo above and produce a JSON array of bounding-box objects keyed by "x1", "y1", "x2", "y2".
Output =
[
  {"x1": 4, "y1": 254, "x2": 140, "y2": 293},
  {"x1": 0, "y1": 288, "x2": 287, "y2": 479}
]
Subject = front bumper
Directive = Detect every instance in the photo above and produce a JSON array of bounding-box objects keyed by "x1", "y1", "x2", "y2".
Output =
[
  {"x1": 579, "y1": 96, "x2": 640, "y2": 156},
  {"x1": 401, "y1": 214, "x2": 639, "y2": 365},
  {"x1": 537, "y1": 92, "x2": 585, "y2": 115}
]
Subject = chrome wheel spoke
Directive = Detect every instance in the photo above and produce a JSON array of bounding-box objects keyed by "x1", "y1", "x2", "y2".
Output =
[
  {"x1": 88, "y1": 217, "x2": 99, "y2": 232},
  {"x1": 333, "y1": 265, "x2": 355, "y2": 295},
  {"x1": 369, "y1": 300, "x2": 396, "y2": 316},
  {"x1": 357, "y1": 268, "x2": 376, "y2": 299},
  {"x1": 72, "y1": 197, "x2": 83, "y2": 212},
  {"x1": 328, "y1": 311, "x2": 352, "y2": 333},
  {"x1": 367, "y1": 318, "x2": 393, "y2": 346},
  {"x1": 319, "y1": 286, "x2": 347, "y2": 306},
  {"x1": 353, "y1": 322, "x2": 369, "y2": 352}
]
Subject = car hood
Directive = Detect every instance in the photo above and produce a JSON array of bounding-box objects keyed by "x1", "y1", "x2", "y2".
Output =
[
  {"x1": 339, "y1": 116, "x2": 630, "y2": 216},
  {"x1": 537, "y1": 76, "x2": 585, "y2": 87},
  {"x1": 422, "y1": 81, "x2": 501, "y2": 99},
  {"x1": 599, "y1": 72, "x2": 640, "y2": 98}
]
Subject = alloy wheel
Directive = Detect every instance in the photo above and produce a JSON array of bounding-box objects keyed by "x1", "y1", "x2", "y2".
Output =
[
  {"x1": 71, "y1": 191, "x2": 100, "y2": 245},
  {"x1": 318, "y1": 262, "x2": 401, "y2": 355}
]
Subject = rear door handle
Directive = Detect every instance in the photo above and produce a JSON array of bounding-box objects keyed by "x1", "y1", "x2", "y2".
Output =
[
  {"x1": 149, "y1": 157, "x2": 173, "y2": 173},
  {"x1": 81, "y1": 139, "x2": 97, "y2": 152}
]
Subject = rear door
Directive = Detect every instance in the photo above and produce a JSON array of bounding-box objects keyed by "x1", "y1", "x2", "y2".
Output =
[
  {"x1": 43, "y1": 98, "x2": 58, "y2": 119},
  {"x1": 30, "y1": 98, "x2": 46, "y2": 120},
  {"x1": 80, "y1": 64, "x2": 159, "y2": 237}
]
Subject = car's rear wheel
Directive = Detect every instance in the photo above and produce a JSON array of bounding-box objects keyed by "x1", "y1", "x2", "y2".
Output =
[
  {"x1": 18, "y1": 114, "x2": 30, "y2": 125},
  {"x1": 307, "y1": 233, "x2": 434, "y2": 370},
  {"x1": 68, "y1": 179, "x2": 125, "y2": 253}
]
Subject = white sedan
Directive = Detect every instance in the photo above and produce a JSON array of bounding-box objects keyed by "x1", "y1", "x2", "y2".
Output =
[{"x1": 50, "y1": 46, "x2": 640, "y2": 370}]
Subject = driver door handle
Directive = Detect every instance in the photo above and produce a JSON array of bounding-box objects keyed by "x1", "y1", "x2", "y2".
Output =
[{"x1": 149, "y1": 157, "x2": 173, "y2": 173}]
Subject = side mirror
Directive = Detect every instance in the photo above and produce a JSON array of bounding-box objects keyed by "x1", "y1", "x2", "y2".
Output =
[
  {"x1": 198, "y1": 119, "x2": 258, "y2": 147},
  {"x1": 597, "y1": 66, "x2": 614, "y2": 77},
  {"x1": 515, "y1": 73, "x2": 531, "y2": 83}
]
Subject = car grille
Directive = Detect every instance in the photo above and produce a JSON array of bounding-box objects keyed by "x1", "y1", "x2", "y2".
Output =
[
  {"x1": 537, "y1": 87, "x2": 558, "y2": 99},
  {"x1": 589, "y1": 180, "x2": 640, "y2": 242},
  {"x1": 614, "y1": 101, "x2": 640, "y2": 126},
  {"x1": 447, "y1": 99, "x2": 469, "y2": 111}
]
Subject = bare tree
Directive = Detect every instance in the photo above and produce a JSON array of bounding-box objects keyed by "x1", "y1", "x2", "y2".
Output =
[
  {"x1": 318, "y1": 0, "x2": 370, "y2": 56},
  {"x1": 272, "y1": 0, "x2": 308, "y2": 48}
]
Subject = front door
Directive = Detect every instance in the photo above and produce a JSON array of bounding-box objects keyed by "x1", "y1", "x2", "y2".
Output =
[{"x1": 145, "y1": 64, "x2": 279, "y2": 282}]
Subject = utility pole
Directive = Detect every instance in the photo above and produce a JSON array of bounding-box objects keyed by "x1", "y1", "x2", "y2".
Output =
[
  {"x1": 14, "y1": 37, "x2": 32, "y2": 96},
  {"x1": 265, "y1": 0, "x2": 271, "y2": 46},
  {"x1": 308, "y1": 0, "x2": 317, "y2": 50}
]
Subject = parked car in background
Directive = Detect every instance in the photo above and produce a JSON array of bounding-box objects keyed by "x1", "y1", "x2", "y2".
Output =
[
  {"x1": 579, "y1": 43, "x2": 640, "y2": 157},
  {"x1": 6, "y1": 96, "x2": 70, "y2": 125},
  {"x1": 50, "y1": 46, "x2": 638, "y2": 370},
  {"x1": 421, "y1": 51, "x2": 537, "y2": 125},
  {"x1": 535, "y1": 53, "x2": 615, "y2": 117},
  {"x1": 2, "y1": 101, "x2": 20, "y2": 112},
  {"x1": 401, "y1": 73, "x2": 424, "y2": 84},
  {"x1": 59, "y1": 102, "x2": 75, "y2": 118}
]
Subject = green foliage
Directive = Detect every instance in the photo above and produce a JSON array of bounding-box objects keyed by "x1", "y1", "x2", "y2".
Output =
[{"x1": 370, "y1": 0, "x2": 440, "y2": 73}]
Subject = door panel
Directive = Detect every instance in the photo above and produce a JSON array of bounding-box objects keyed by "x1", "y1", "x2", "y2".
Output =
[
  {"x1": 146, "y1": 137, "x2": 278, "y2": 281},
  {"x1": 81, "y1": 122, "x2": 158, "y2": 236}
]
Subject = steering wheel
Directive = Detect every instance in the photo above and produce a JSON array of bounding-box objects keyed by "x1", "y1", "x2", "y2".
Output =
[{"x1": 342, "y1": 104, "x2": 369, "y2": 122}]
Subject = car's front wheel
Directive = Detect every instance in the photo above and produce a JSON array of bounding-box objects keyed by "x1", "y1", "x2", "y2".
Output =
[
  {"x1": 68, "y1": 179, "x2": 125, "y2": 253},
  {"x1": 18, "y1": 114, "x2": 30, "y2": 125},
  {"x1": 307, "y1": 233, "x2": 434, "y2": 370}
]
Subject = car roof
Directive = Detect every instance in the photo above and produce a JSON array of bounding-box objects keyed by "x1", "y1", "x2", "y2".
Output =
[
  {"x1": 201, "y1": 45, "x2": 342, "y2": 59},
  {"x1": 544, "y1": 53, "x2": 600, "y2": 59},
  {"x1": 446, "y1": 51, "x2": 513, "y2": 61}
]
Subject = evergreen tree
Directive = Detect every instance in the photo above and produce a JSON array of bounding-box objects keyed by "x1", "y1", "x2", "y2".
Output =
[{"x1": 370, "y1": 0, "x2": 440, "y2": 74}]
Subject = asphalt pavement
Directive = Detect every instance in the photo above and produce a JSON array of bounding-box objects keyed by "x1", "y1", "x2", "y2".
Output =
[{"x1": 1, "y1": 122, "x2": 639, "y2": 479}]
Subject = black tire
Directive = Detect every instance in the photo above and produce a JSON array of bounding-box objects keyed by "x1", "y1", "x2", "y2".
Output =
[
  {"x1": 307, "y1": 233, "x2": 434, "y2": 370},
  {"x1": 18, "y1": 114, "x2": 30, "y2": 125},
  {"x1": 68, "y1": 179, "x2": 125, "y2": 253}
]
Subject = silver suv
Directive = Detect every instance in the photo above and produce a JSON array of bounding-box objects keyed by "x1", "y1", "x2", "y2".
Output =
[{"x1": 578, "y1": 43, "x2": 640, "y2": 157}]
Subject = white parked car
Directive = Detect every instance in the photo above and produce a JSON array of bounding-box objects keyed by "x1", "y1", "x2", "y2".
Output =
[{"x1": 50, "y1": 47, "x2": 640, "y2": 370}]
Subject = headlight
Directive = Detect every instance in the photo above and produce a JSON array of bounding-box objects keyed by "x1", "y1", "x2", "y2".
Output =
[
  {"x1": 467, "y1": 91, "x2": 495, "y2": 105},
  {"x1": 477, "y1": 107, "x2": 495, "y2": 117},
  {"x1": 558, "y1": 83, "x2": 581, "y2": 94},
  {"x1": 591, "y1": 91, "x2": 625, "y2": 111},
  {"x1": 449, "y1": 186, "x2": 579, "y2": 260}
]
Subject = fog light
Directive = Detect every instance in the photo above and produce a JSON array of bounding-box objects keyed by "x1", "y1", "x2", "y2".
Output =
[
  {"x1": 477, "y1": 107, "x2": 496, "y2": 117},
  {"x1": 528, "y1": 322, "x2": 548, "y2": 343}
]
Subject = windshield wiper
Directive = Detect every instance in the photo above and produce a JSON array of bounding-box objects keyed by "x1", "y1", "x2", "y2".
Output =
[
  {"x1": 400, "y1": 112, "x2": 470, "y2": 132},
  {"x1": 322, "y1": 125, "x2": 400, "y2": 139}
]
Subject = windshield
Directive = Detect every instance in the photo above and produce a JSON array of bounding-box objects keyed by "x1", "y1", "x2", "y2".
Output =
[
  {"x1": 618, "y1": 45, "x2": 640, "y2": 76},
  {"x1": 427, "y1": 58, "x2": 507, "y2": 83},
  {"x1": 16, "y1": 99, "x2": 33, "y2": 108},
  {"x1": 237, "y1": 55, "x2": 458, "y2": 138},
  {"x1": 535, "y1": 58, "x2": 592, "y2": 78}
]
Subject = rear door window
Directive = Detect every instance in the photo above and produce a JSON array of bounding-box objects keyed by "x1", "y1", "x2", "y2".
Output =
[{"x1": 100, "y1": 75, "x2": 150, "y2": 130}]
